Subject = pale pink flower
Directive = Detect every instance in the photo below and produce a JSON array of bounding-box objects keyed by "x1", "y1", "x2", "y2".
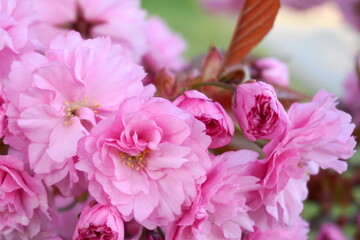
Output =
[
  {"x1": 166, "y1": 150, "x2": 260, "y2": 240},
  {"x1": 281, "y1": 0, "x2": 328, "y2": 10},
  {"x1": 33, "y1": 0, "x2": 147, "y2": 61},
  {"x1": 0, "y1": 0, "x2": 35, "y2": 78},
  {"x1": 0, "y1": 155, "x2": 50, "y2": 240},
  {"x1": 173, "y1": 90, "x2": 234, "y2": 148},
  {"x1": 232, "y1": 81, "x2": 288, "y2": 141},
  {"x1": 143, "y1": 17, "x2": 187, "y2": 73},
  {"x1": 286, "y1": 89, "x2": 356, "y2": 173},
  {"x1": 316, "y1": 223, "x2": 346, "y2": 240},
  {"x1": 247, "y1": 89, "x2": 355, "y2": 229},
  {"x1": 342, "y1": 71, "x2": 360, "y2": 126},
  {"x1": 73, "y1": 202, "x2": 124, "y2": 240},
  {"x1": 76, "y1": 96, "x2": 211, "y2": 229},
  {"x1": 4, "y1": 31, "x2": 153, "y2": 195},
  {"x1": 243, "y1": 217, "x2": 309, "y2": 240},
  {"x1": 250, "y1": 58, "x2": 290, "y2": 87},
  {"x1": 263, "y1": 175, "x2": 309, "y2": 228}
]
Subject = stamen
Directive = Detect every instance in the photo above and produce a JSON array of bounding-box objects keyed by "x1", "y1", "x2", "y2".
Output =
[
  {"x1": 119, "y1": 150, "x2": 149, "y2": 170},
  {"x1": 64, "y1": 99, "x2": 100, "y2": 125}
]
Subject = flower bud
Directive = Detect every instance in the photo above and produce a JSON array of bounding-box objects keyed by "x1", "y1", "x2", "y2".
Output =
[
  {"x1": 232, "y1": 81, "x2": 288, "y2": 141},
  {"x1": 174, "y1": 90, "x2": 234, "y2": 148},
  {"x1": 73, "y1": 202, "x2": 124, "y2": 240}
]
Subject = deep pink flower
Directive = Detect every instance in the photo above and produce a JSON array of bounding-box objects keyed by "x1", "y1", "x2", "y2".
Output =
[
  {"x1": 33, "y1": 0, "x2": 147, "y2": 61},
  {"x1": 316, "y1": 223, "x2": 346, "y2": 240},
  {"x1": 243, "y1": 217, "x2": 309, "y2": 240},
  {"x1": 72, "y1": 202, "x2": 124, "y2": 240},
  {"x1": 143, "y1": 17, "x2": 187, "y2": 73},
  {"x1": 174, "y1": 90, "x2": 234, "y2": 148},
  {"x1": 4, "y1": 31, "x2": 153, "y2": 195},
  {"x1": 167, "y1": 150, "x2": 260, "y2": 240},
  {"x1": 76, "y1": 96, "x2": 211, "y2": 229},
  {"x1": 0, "y1": 155, "x2": 50, "y2": 240},
  {"x1": 250, "y1": 58, "x2": 290, "y2": 87},
  {"x1": 232, "y1": 81, "x2": 288, "y2": 141},
  {"x1": 0, "y1": 0, "x2": 35, "y2": 78}
]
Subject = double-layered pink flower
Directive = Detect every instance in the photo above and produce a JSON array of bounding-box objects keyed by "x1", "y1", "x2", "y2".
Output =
[
  {"x1": 143, "y1": 17, "x2": 187, "y2": 73},
  {"x1": 73, "y1": 202, "x2": 124, "y2": 240},
  {"x1": 4, "y1": 31, "x2": 153, "y2": 195},
  {"x1": 248, "y1": 89, "x2": 355, "y2": 229},
  {"x1": 76, "y1": 96, "x2": 211, "y2": 229},
  {"x1": 232, "y1": 81, "x2": 288, "y2": 142},
  {"x1": 286, "y1": 89, "x2": 356, "y2": 174},
  {"x1": 33, "y1": 0, "x2": 147, "y2": 60},
  {"x1": 0, "y1": 155, "x2": 49, "y2": 240},
  {"x1": 0, "y1": 0, "x2": 35, "y2": 78},
  {"x1": 243, "y1": 217, "x2": 309, "y2": 240},
  {"x1": 167, "y1": 150, "x2": 260, "y2": 239},
  {"x1": 174, "y1": 90, "x2": 234, "y2": 148}
]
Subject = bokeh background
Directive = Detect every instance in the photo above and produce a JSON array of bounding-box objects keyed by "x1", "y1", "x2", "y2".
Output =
[{"x1": 143, "y1": 1, "x2": 360, "y2": 239}]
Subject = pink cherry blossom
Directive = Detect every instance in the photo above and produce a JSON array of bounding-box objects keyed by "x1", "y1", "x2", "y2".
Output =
[
  {"x1": 243, "y1": 217, "x2": 309, "y2": 240},
  {"x1": 247, "y1": 89, "x2": 355, "y2": 229},
  {"x1": 334, "y1": 0, "x2": 360, "y2": 31},
  {"x1": 286, "y1": 89, "x2": 356, "y2": 174},
  {"x1": 166, "y1": 150, "x2": 260, "y2": 240},
  {"x1": 173, "y1": 90, "x2": 234, "y2": 149},
  {"x1": 32, "y1": 0, "x2": 147, "y2": 61},
  {"x1": 143, "y1": 17, "x2": 187, "y2": 76},
  {"x1": 342, "y1": 71, "x2": 360, "y2": 127},
  {"x1": 3, "y1": 31, "x2": 153, "y2": 195},
  {"x1": 72, "y1": 202, "x2": 124, "y2": 240},
  {"x1": 201, "y1": 0, "x2": 242, "y2": 12},
  {"x1": 0, "y1": 155, "x2": 50, "y2": 240},
  {"x1": 281, "y1": 0, "x2": 328, "y2": 10},
  {"x1": 250, "y1": 58, "x2": 290, "y2": 87},
  {"x1": 76, "y1": 96, "x2": 211, "y2": 229},
  {"x1": 316, "y1": 223, "x2": 346, "y2": 240},
  {"x1": 0, "y1": 0, "x2": 35, "y2": 78},
  {"x1": 232, "y1": 81, "x2": 288, "y2": 141}
]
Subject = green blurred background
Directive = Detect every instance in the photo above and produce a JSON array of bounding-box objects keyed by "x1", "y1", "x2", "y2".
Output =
[{"x1": 142, "y1": 0, "x2": 236, "y2": 58}]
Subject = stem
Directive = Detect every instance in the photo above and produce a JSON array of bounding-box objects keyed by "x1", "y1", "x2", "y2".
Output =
[{"x1": 190, "y1": 82, "x2": 236, "y2": 92}]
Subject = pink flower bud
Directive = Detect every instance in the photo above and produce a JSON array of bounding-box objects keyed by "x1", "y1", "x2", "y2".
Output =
[
  {"x1": 174, "y1": 90, "x2": 235, "y2": 148},
  {"x1": 232, "y1": 81, "x2": 288, "y2": 141},
  {"x1": 73, "y1": 202, "x2": 124, "y2": 240}
]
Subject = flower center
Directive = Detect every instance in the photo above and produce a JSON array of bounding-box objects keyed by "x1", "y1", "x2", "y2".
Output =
[
  {"x1": 119, "y1": 150, "x2": 149, "y2": 171},
  {"x1": 64, "y1": 99, "x2": 100, "y2": 125},
  {"x1": 77, "y1": 223, "x2": 117, "y2": 240}
]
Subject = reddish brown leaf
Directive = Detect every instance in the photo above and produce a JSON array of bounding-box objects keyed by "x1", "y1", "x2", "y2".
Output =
[{"x1": 221, "y1": 0, "x2": 280, "y2": 74}]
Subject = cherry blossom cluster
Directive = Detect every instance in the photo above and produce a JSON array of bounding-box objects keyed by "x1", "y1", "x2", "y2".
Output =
[{"x1": 0, "y1": 0, "x2": 356, "y2": 239}]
